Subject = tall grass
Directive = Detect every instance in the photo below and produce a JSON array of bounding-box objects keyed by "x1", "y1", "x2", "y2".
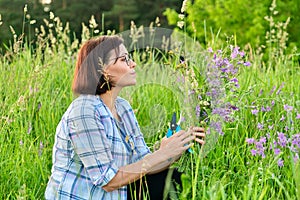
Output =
[{"x1": 0, "y1": 5, "x2": 299, "y2": 200}]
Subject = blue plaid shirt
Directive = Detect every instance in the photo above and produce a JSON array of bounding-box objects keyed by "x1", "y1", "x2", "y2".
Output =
[{"x1": 45, "y1": 95, "x2": 151, "y2": 200}]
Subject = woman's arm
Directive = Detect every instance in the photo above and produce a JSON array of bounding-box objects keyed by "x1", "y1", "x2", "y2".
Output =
[{"x1": 102, "y1": 129, "x2": 194, "y2": 192}]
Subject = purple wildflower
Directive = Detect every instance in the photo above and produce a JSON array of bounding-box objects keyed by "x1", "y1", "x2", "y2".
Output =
[
  {"x1": 277, "y1": 132, "x2": 287, "y2": 147},
  {"x1": 294, "y1": 154, "x2": 299, "y2": 163},
  {"x1": 37, "y1": 102, "x2": 42, "y2": 111},
  {"x1": 176, "y1": 75, "x2": 185, "y2": 83},
  {"x1": 257, "y1": 123, "x2": 264, "y2": 130},
  {"x1": 232, "y1": 46, "x2": 240, "y2": 57},
  {"x1": 227, "y1": 103, "x2": 239, "y2": 111},
  {"x1": 268, "y1": 124, "x2": 274, "y2": 130},
  {"x1": 20, "y1": 140, "x2": 24, "y2": 146},
  {"x1": 283, "y1": 104, "x2": 293, "y2": 112},
  {"x1": 211, "y1": 121, "x2": 223, "y2": 135},
  {"x1": 259, "y1": 137, "x2": 267, "y2": 144},
  {"x1": 195, "y1": 105, "x2": 200, "y2": 117},
  {"x1": 274, "y1": 148, "x2": 281, "y2": 155},
  {"x1": 230, "y1": 77, "x2": 238, "y2": 83},
  {"x1": 239, "y1": 51, "x2": 245, "y2": 57},
  {"x1": 280, "y1": 115, "x2": 285, "y2": 121},
  {"x1": 296, "y1": 113, "x2": 300, "y2": 119},
  {"x1": 250, "y1": 149, "x2": 257, "y2": 156},
  {"x1": 188, "y1": 89, "x2": 195, "y2": 95},
  {"x1": 243, "y1": 61, "x2": 251, "y2": 66},
  {"x1": 291, "y1": 134, "x2": 300, "y2": 148},
  {"x1": 206, "y1": 128, "x2": 211, "y2": 135},
  {"x1": 207, "y1": 47, "x2": 213, "y2": 53},
  {"x1": 251, "y1": 109, "x2": 259, "y2": 115},
  {"x1": 276, "y1": 82, "x2": 285, "y2": 95},
  {"x1": 277, "y1": 158, "x2": 284, "y2": 167},
  {"x1": 246, "y1": 138, "x2": 255, "y2": 144},
  {"x1": 180, "y1": 116, "x2": 186, "y2": 123},
  {"x1": 270, "y1": 86, "x2": 276, "y2": 95},
  {"x1": 271, "y1": 100, "x2": 275, "y2": 106},
  {"x1": 255, "y1": 141, "x2": 266, "y2": 158}
]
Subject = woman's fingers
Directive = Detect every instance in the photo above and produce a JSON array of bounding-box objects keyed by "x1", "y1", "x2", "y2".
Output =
[
  {"x1": 191, "y1": 126, "x2": 206, "y2": 145},
  {"x1": 193, "y1": 131, "x2": 205, "y2": 138},
  {"x1": 181, "y1": 134, "x2": 195, "y2": 145},
  {"x1": 192, "y1": 126, "x2": 205, "y2": 133},
  {"x1": 161, "y1": 126, "x2": 206, "y2": 157},
  {"x1": 195, "y1": 137, "x2": 205, "y2": 145}
]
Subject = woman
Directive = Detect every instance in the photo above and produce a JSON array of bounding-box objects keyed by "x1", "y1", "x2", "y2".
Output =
[{"x1": 45, "y1": 35, "x2": 205, "y2": 199}]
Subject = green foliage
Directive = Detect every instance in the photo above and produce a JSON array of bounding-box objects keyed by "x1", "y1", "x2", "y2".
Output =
[
  {"x1": 164, "y1": 0, "x2": 300, "y2": 52},
  {"x1": 0, "y1": 6, "x2": 299, "y2": 200}
]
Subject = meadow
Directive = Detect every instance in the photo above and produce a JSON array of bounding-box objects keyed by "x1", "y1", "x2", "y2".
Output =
[{"x1": 0, "y1": 9, "x2": 299, "y2": 200}]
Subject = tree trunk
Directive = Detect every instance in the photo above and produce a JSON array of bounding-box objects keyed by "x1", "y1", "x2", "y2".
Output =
[
  {"x1": 119, "y1": 15, "x2": 124, "y2": 32},
  {"x1": 62, "y1": 0, "x2": 67, "y2": 9}
]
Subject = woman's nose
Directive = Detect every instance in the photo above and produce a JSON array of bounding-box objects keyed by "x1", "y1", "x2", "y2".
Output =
[{"x1": 130, "y1": 60, "x2": 136, "y2": 68}]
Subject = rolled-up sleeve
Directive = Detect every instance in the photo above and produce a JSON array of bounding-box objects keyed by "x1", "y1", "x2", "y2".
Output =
[
  {"x1": 67, "y1": 105, "x2": 118, "y2": 187},
  {"x1": 130, "y1": 112, "x2": 151, "y2": 163}
]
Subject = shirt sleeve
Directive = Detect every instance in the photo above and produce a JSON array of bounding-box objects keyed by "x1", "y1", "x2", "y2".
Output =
[
  {"x1": 67, "y1": 104, "x2": 118, "y2": 187},
  {"x1": 130, "y1": 110, "x2": 152, "y2": 163}
]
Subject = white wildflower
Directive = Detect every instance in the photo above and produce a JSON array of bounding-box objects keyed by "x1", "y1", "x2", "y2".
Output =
[
  {"x1": 181, "y1": 0, "x2": 188, "y2": 13},
  {"x1": 24, "y1": 4, "x2": 28, "y2": 13},
  {"x1": 178, "y1": 14, "x2": 185, "y2": 20},
  {"x1": 177, "y1": 21, "x2": 184, "y2": 29},
  {"x1": 155, "y1": 17, "x2": 160, "y2": 27},
  {"x1": 49, "y1": 11, "x2": 54, "y2": 20},
  {"x1": 89, "y1": 15, "x2": 98, "y2": 29},
  {"x1": 30, "y1": 20, "x2": 36, "y2": 25}
]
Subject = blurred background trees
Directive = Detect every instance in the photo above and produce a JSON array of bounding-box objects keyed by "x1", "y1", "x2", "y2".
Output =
[
  {"x1": 0, "y1": 0, "x2": 181, "y2": 51},
  {"x1": 0, "y1": 0, "x2": 299, "y2": 54},
  {"x1": 164, "y1": 0, "x2": 300, "y2": 54}
]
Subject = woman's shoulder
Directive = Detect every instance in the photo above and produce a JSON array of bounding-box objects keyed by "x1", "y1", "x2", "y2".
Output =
[{"x1": 66, "y1": 95, "x2": 106, "y2": 117}]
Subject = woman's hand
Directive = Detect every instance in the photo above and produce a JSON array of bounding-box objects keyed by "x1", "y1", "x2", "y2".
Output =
[
  {"x1": 159, "y1": 129, "x2": 195, "y2": 159},
  {"x1": 158, "y1": 126, "x2": 206, "y2": 161},
  {"x1": 191, "y1": 126, "x2": 206, "y2": 145}
]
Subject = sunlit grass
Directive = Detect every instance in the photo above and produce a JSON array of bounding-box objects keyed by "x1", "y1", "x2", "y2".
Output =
[{"x1": 0, "y1": 10, "x2": 299, "y2": 200}]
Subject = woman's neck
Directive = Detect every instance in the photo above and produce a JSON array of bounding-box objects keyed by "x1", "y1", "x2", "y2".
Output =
[{"x1": 100, "y1": 87, "x2": 121, "y2": 119}]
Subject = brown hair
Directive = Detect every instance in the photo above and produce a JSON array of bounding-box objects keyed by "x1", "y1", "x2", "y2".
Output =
[{"x1": 72, "y1": 35, "x2": 124, "y2": 95}]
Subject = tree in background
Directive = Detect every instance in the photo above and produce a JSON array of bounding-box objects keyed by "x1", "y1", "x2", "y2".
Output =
[
  {"x1": 0, "y1": 0, "x2": 180, "y2": 51},
  {"x1": 104, "y1": 0, "x2": 139, "y2": 32},
  {"x1": 164, "y1": 0, "x2": 300, "y2": 53}
]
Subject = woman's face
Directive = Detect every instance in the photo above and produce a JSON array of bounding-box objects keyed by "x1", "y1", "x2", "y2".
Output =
[{"x1": 105, "y1": 44, "x2": 137, "y2": 88}]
